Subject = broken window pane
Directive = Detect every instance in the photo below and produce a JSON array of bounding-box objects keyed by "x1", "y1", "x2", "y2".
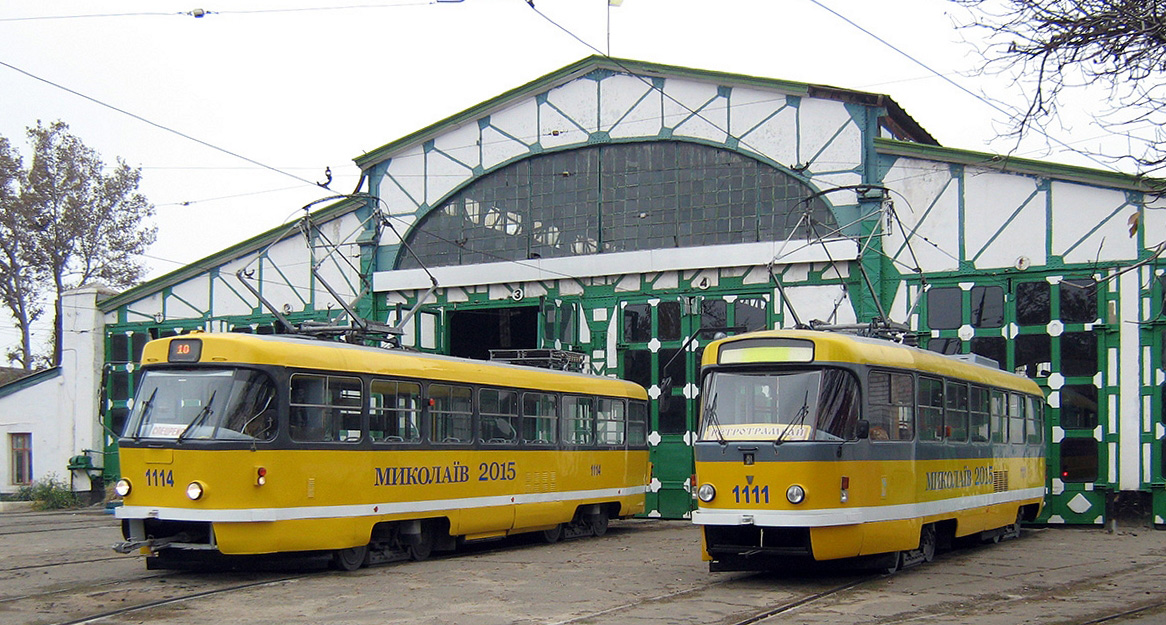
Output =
[
  {"x1": 735, "y1": 298, "x2": 767, "y2": 332},
  {"x1": 1015, "y1": 333, "x2": 1051, "y2": 378}
]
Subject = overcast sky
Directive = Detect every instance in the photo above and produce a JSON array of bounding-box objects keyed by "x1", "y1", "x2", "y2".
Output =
[{"x1": 0, "y1": 0, "x2": 1139, "y2": 359}]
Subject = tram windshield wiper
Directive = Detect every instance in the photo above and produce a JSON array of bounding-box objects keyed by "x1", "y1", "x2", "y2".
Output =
[
  {"x1": 703, "y1": 393, "x2": 726, "y2": 446},
  {"x1": 178, "y1": 390, "x2": 217, "y2": 441},
  {"x1": 775, "y1": 389, "x2": 810, "y2": 446},
  {"x1": 133, "y1": 387, "x2": 158, "y2": 440}
]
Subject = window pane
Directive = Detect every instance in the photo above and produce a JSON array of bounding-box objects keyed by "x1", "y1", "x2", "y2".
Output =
[
  {"x1": 927, "y1": 287, "x2": 962, "y2": 330},
  {"x1": 628, "y1": 401, "x2": 647, "y2": 446},
  {"x1": 659, "y1": 394, "x2": 687, "y2": 434},
  {"x1": 1009, "y1": 393, "x2": 1026, "y2": 444},
  {"x1": 480, "y1": 388, "x2": 519, "y2": 444},
  {"x1": 1060, "y1": 279, "x2": 1098, "y2": 323},
  {"x1": 563, "y1": 396, "x2": 594, "y2": 445},
  {"x1": 970, "y1": 336, "x2": 1006, "y2": 369},
  {"x1": 970, "y1": 285, "x2": 1004, "y2": 328},
  {"x1": 1060, "y1": 438, "x2": 1098, "y2": 482},
  {"x1": 1015, "y1": 334, "x2": 1051, "y2": 378},
  {"x1": 917, "y1": 377, "x2": 944, "y2": 441},
  {"x1": 969, "y1": 386, "x2": 990, "y2": 442},
  {"x1": 1061, "y1": 385, "x2": 1098, "y2": 430},
  {"x1": 658, "y1": 301, "x2": 682, "y2": 340},
  {"x1": 1026, "y1": 396, "x2": 1043, "y2": 444},
  {"x1": 868, "y1": 371, "x2": 915, "y2": 441},
  {"x1": 1016, "y1": 281, "x2": 1051, "y2": 325},
  {"x1": 927, "y1": 338, "x2": 962, "y2": 356},
  {"x1": 990, "y1": 390, "x2": 1007, "y2": 443},
  {"x1": 597, "y1": 398, "x2": 625, "y2": 445},
  {"x1": 624, "y1": 304, "x2": 651, "y2": 343},
  {"x1": 431, "y1": 384, "x2": 473, "y2": 444},
  {"x1": 522, "y1": 392, "x2": 558, "y2": 444},
  {"x1": 735, "y1": 298, "x2": 767, "y2": 332},
  {"x1": 623, "y1": 350, "x2": 651, "y2": 388},
  {"x1": 701, "y1": 299, "x2": 727, "y2": 337},
  {"x1": 1061, "y1": 332, "x2": 1098, "y2": 377},
  {"x1": 370, "y1": 380, "x2": 421, "y2": 443},
  {"x1": 945, "y1": 381, "x2": 969, "y2": 442}
]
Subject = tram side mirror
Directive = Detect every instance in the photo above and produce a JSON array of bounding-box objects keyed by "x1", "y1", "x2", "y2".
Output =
[{"x1": 855, "y1": 420, "x2": 871, "y2": 440}]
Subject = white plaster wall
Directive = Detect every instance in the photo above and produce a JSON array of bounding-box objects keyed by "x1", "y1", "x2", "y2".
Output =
[
  {"x1": 0, "y1": 287, "x2": 110, "y2": 496},
  {"x1": 964, "y1": 170, "x2": 1047, "y2": 270},
  {"x1": 883, "y1": 157, "x2": 961, "y2": 273},
  {"x1": 1050, "y1": 181, "x2": 1137, "y2": 264}
]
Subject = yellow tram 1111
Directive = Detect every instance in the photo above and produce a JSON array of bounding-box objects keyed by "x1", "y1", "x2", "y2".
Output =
[
  {"x1": 691, "y1": 330, "x2": 1046, "y2": 572},
  {"x1": 113, "y1": 332, "x2": 650, "y2": 570}
]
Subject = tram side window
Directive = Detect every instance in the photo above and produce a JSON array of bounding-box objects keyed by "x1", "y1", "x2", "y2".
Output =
[
  {"x1": 1008, "y1": 393, "x2": 1026, "y2": 444},
  {"x1": 990, "y1": 390, "x2": 1007, "y2": 443},
  {"x1": 969, "y1": 386, "x2": 990, "y2": 443},
  {"x1": 867, "y1": 371, "x2": 914, "y2": 441},
  {"x1": 563, "y1": 396, "x2": 595, "y2": 446},
  {"x1": 945, "y1": 381, "x2": 969, "y2": 442},
  {"x1": 480, "y1": 388, "x2": 519, "y2": 445},
  {"x1": 430, "y1": 384, "x2": 473, "y2": 444},
  {"x1": 289, "y1": 374, "x2": 363, "y2": 443},
  {"x1": 628, "y1": 400, "x2": 648, "y2": 447},
  {"x1": 522, "y1": 392, "x2": 558, "y2": 445},
  {"x1": 1026, "y1": 396, "x2": 1044, "y2": 444},
  {"x1": 370, "y1": 380, "x2": 421, "y2": 443},
  {"x1": 917, "y1": 376, "x2": 945, "y2": 441},
  {"x1": 597, "y1": 398, "x2": 626, "y2": 446}
]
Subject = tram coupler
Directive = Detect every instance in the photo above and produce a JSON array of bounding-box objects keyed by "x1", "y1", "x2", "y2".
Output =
[{"x1": 113, "y1": 533, "x2": 191, "y2": 554}]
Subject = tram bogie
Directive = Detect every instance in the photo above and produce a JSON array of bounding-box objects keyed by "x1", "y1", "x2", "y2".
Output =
[
  {"x1": 113, "y1": 333, "x2": 650, "y2": 569},
  {"x1": 692, "y1": 330, "x2": 1046, "y2": 572}
]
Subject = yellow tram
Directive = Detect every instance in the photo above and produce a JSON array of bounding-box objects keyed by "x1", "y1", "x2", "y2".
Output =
[
  {"x1": 114, "y1": 332, "x2": 650, "y2": 570},
  {"x1": 691, "y1": 330, "x2": 1046, "y2": 572}
]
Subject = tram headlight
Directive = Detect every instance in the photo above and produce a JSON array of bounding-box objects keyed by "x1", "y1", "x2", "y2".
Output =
[
  {"x1": 114, "y1": 479, "x2": 132, "y2": 497},
  {"x1": 186, "y1": 481, "x2": 205, "y2": 501},
  {"x1": 786, "y1": 484, "x2": 806, "y2": 505},
  {"x1": 697, "y1": 483, "x2": 716, "y2": 503}
]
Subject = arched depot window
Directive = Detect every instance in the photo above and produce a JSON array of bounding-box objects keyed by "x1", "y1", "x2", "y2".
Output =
[{"x1": 397, "y1": 141, "x2": 834, "y2": 269}]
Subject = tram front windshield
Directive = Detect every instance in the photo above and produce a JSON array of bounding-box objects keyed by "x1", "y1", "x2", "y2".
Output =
[
  {"x1": 122, "y1": 368, "x2": 277, "y2": 441},
  {"x1": 699, "y1": 368, "x2": 859, "y2": 442}
]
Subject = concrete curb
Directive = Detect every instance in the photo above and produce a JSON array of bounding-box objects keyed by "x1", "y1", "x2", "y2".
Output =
[{"x1": 0, "y1": 501, "x2": 35, "y2": 513}]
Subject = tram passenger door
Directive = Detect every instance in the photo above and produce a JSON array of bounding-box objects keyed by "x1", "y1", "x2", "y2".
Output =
[{"x1": 619, "y1": 295, "x2": 769, "y2": 519}]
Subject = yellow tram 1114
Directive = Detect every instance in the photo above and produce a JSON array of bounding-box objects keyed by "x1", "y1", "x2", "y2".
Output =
[
  {"x1": 113, "y1": 332, "x2": 650, "y2": 570},
  {"x1": 691, "y1": 330, "x2": 1046, "y2": 572}
]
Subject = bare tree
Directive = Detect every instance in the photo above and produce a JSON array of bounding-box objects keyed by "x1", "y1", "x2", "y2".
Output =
[
  {"x1": 957, "y1": 0, "x2": 1166, "y2": 173},
  {"x1": 0, "y1": 121, "x2": 156, "y2": 368}
]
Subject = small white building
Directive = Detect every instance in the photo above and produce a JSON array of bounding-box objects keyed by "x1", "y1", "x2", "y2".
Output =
[{"x1": 0, "y1": 287, "x2": 114, "y2": 500}]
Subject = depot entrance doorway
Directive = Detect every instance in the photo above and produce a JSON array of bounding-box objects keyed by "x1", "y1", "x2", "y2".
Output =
[{"x1": 447, "y1": 306, "x2": 539, "y2": 361}]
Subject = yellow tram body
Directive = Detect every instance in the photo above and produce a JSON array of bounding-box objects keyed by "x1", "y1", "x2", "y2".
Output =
[
  {"x1": 114, "y1": 333, "x2": 650, "y2": 568},
  {"x1": 691, "y1": 330, "x2": 1046, "y2": 571}
]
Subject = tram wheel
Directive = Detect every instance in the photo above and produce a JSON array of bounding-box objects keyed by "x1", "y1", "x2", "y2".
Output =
[
  {"x1": 331, "y1": 545, "x2": 369, "y2": 571},
  {"x1": 541, "y1": 524, "x2": 563, "y2": 544},
  {"x1": 409, "y1": 524, "x2": 435, "y2": 561},
  {"x1": 919, "y1": 525, "x2": 936, "y2": 563},
  {"x1": 590, "y1": 509, "x2": 609, "y2": 537},
  {"x1": 882, "y1": 551, "x2": 902, "y2": 574}
]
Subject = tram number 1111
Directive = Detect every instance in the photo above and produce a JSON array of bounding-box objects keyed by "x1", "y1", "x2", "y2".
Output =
[{"x1": 732, "y1": 484, "x2": 769, "y2": 504}]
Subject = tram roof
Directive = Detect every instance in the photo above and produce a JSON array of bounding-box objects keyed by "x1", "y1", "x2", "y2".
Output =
[
  {"x1": 140, "y1": 332, "x2": 648, "y2": 400},
  {"x1": 704, "y1": 329, "x2": 1042, "y2": 395}
]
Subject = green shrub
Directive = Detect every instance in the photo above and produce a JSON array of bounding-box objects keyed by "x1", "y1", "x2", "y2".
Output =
[{"x1": 16, "y1": 474, "x2": 81, "y2": 510}]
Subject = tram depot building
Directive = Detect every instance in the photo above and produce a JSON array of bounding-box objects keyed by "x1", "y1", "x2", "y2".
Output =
[{"x1": 3, "y1": 56, "x2": 1165, "y2": 526}]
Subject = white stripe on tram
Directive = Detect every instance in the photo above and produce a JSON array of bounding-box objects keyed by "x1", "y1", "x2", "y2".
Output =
[{"x1": 116, "y1": 485, "x2": 646, "y2": 523}]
